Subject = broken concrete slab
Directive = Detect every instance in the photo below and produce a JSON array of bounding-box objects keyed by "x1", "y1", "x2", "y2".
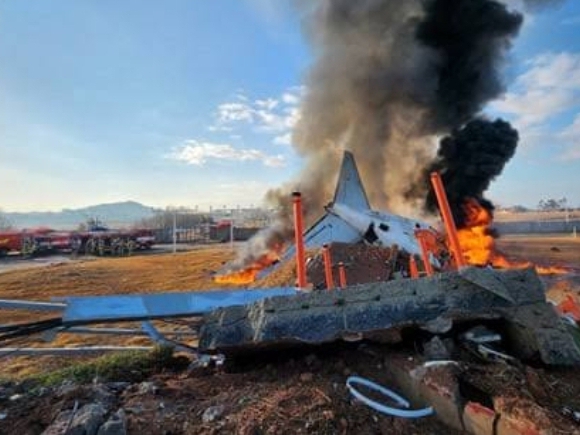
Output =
[
  {"x1": 199, "y1": 267, "x2": 580, "y2": 366},
  {"x1": 499, "y1": 302, "x2": 580, "y2": 365}
]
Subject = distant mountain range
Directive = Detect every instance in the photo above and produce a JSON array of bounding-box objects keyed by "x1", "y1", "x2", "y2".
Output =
[{"x1": 4, "y1": 201, "x2": 159, "y2": 230}]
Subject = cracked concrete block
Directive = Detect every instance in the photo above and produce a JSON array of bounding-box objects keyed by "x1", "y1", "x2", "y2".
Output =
[{"x1": 200, "y1": 268, "x2": 580, "y2": 366}]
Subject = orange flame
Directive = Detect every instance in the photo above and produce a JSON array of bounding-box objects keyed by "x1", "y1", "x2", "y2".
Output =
[
  {"x1": 456, "y1": 198, "x2": 568, "y2": 275},
  {"x1": 214, "y1": 248, "x2": 282, "y2": 285}
]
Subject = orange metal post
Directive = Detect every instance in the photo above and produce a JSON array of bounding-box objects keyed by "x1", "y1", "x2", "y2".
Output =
[
  {"x1": 415, "y1": 231, "x2": 435, "y2": 276},
  {"x1": 429, "y1": 172, "x2": 466, "y2": 269},
  {"x1": 338, "y1": 262, "x2": 347, "y2": 288},
  {"x1": 322, "y1": 244, "x2": 335, "y2": 290},
  {"x1": 292, "y1": 192, "x2": 307, "y2": 288},
  {"x1": 409, "y1": 256, "x2": 419, "y2": 278}
]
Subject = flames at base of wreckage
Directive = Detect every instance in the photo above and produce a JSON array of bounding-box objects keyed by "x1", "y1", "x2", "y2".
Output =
[
  {"x1": 213, "y1": 249, "x2": 282, "y2": 285},
  {"x1": 457, "y1": 198, "x2": 569, "y2": 276},
  {"x1": 215, "y1": 199, "x2": 569, "y2": 285}
]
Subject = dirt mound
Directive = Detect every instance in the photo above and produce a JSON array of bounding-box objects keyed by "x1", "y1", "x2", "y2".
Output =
[
  {"x1": 4, "y1": 343, "x2": 580, "y2": 435},
  {"x1": 0, "y1": 345, "x2": 464, "y2": 435}
]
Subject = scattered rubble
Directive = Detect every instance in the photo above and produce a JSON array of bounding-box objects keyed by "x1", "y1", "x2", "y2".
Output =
[{"x1": 201, "y1": 267, "x2": 580, "y2": 366}]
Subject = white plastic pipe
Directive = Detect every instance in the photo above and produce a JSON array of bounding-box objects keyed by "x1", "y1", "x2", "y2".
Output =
[{"x1": 346, "y1": 376, "x2": 434, "y2": 418}]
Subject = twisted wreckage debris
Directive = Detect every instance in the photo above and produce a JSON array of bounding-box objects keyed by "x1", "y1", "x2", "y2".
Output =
[{"x1": 199, "y1": 267, "x2": 580, "y2": 366}]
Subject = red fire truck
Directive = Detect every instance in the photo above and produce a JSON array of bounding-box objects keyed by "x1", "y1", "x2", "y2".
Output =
[{"x1": 0, "y1": 228, "x2": 155, "y2": 257}]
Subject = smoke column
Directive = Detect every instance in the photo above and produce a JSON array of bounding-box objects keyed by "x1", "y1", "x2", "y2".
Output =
[
  {"x1": 231, "y1": 0, "x2": 556, "y2": 270},
  {"x1": 424, "y1": 119, "x2": 519, "y2": 226}
]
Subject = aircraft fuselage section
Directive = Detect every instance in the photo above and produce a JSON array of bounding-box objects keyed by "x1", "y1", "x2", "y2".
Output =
[{"x1": 330, "y1": 203, "x2": 430, "y2": 256}]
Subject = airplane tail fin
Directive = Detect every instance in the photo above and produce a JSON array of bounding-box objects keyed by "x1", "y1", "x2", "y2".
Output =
[
  {"x1": 333, "y1": 151, "x2": 370, "y2": 210},
  {"x1": 257, "y1": 151, "x2": 369, "y2": 279}
]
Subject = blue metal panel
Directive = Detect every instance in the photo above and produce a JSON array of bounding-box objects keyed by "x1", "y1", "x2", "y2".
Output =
[{"x1": 62, "y1": 288, "x2": 297, "y2": 323}]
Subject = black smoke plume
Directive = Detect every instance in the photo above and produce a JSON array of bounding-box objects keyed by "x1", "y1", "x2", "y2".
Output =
[
  {"x1": 424, "y1": 118, "x2": 519, "y2": 226},
  {"x1": 415, "y1": 0, "x2": 523, "y2": 130}
]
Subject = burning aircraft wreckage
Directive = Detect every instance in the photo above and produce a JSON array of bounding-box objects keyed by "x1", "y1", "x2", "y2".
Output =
[
  {"x1": 1, "y1": 150, "x2": 579, "y2": 364},
  {"x1": 2, "y1": 0, "x2": 580, "y2": 431}
]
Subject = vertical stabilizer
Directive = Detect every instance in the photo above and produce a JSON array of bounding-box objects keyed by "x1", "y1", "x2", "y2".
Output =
[{"x1": 332, "y1": 151, "x2": 370, "y2": 210}]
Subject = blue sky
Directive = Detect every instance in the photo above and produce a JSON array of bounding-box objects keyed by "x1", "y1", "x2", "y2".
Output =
[{"x1": 0, "y1": 0, "x2": 579, "y2": 212}]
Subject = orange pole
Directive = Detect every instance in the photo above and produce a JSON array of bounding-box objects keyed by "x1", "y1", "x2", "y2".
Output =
[
  {"x1": 415, "y1": 232, "x2": 434, "y2": 276},
  {"x1": 338, "y1": 262, "x2": 347, "y2": 288},
  {"x1": 429, "y1": 172, "x2": 466, "y2": 269},
  {"x1": 322, "y1": 244, "x2": 335, "y2": 290},
  {"x1": 409, "y1": 255, "x2": 419, "y2": 278},
  {"x1": 292, "y1": 192, "x2": 307, "y2": 288}
]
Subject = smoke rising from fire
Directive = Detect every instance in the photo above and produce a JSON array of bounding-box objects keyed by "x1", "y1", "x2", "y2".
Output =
[
  {"x1": 424, "y1": 119, "x2": 519, "y2": 226},
  {"x1": 232, "y1": 0, "x2": 555, "y2": 269}
]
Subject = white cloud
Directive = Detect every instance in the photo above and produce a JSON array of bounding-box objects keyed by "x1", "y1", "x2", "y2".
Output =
[
  {"x1": 216, "y1": 102, "x2": 254, "y2": 124},
  {"x1": 519, "y1": 53, "x2": 580, "y2": 90},
  {"x1": 273, "y1": 132, "x2": 292, "y2": 146},
  {"x1": 210, "y1": 86, "x2": 303, "y2": 145},
  {"x1": 491, "y1": 51, "x2": 580, "y2": 158},
  {"x1": 492, "y1": 52, "x2": 580, "y2": 129},
  {"x1": 493, "y1": 88, "x2": 579, "y2": 128},
  {"x1": 170, "y1": 140, "x2": 285, "y2": 167},
  {"x1": 282, "y1": 91, "x2": 300, "y2": 105},
  {"x1": 254, "y1": 98, "x2": 278, "y2": 110}
]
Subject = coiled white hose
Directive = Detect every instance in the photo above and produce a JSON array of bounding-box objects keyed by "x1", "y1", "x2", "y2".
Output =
[{"x1": 346, "y1": 376, "x2": 434, "y2": 418}]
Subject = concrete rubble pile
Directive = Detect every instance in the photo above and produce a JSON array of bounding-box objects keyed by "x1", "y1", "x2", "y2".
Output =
[
  {"x1": 199, "y1": 262, "x2": 580, "y2": 435},
  {"x1": 200, "y1": 267, "x2": 580, "y2": 366}
]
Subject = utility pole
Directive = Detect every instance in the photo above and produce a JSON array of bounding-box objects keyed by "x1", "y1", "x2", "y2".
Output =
[
  {"x1": 172, "y1": 209, "x2": 177, "y2": 254},
  {"x1": 230, "y1": 211, "x2": 235, "y2": 251}
]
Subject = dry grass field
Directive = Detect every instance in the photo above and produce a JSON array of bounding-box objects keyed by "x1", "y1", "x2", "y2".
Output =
[
  {"x1": 0, "y1": 246, "x2": 237, "y2": 377},
  {"x1": 0, "y1": 235, "x2": 578, "y2": 378},
  {"x1": 0, "y1": 247, "x2": 236, "y2": 321}
]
